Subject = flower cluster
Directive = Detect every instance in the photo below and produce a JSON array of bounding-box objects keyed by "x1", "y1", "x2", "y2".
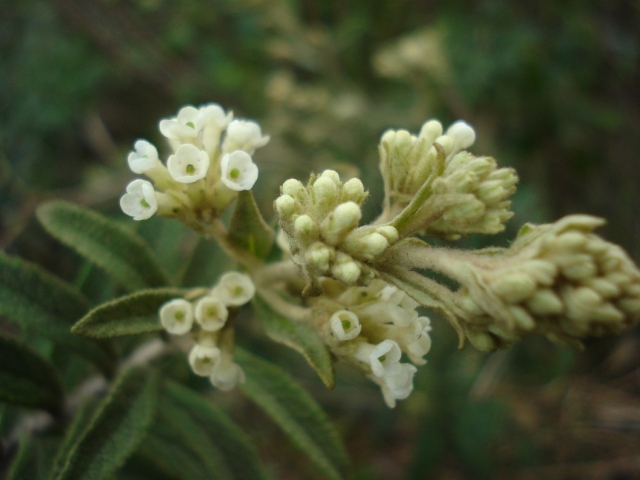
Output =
[
  {"x1": 379, "y1": 119, "x2": 518, "y2": 239},
  {"x1": 450, "y1": 215, "x2": 640, "y2": 350},
  {"x1": 275, "y1": 170, "x2": 399, "y2": 295},
  {"x1": 120, "y1": 104, "x2": 269, "y2": 231},
  {"x1": 313, "y1": 279, "x2": 432, "y2": 407},
  {"x1": 159, "y1": 272, "x2": 255, "y2": 391}
]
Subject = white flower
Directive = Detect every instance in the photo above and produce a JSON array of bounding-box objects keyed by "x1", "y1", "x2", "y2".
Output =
[
  {"x1": 330, "y1": 310, "x2": 362, "y2": 341},
  {"x1": 199, "y1": 103, "x2": 232, "y2": 152},
  {"x1": 159, "y1": 105, "x2": 201, "y2": 140},
  {"x1": 212, "y1": 272, "x2": 256, "y2": 306},
  {"x1": 210, "y1": 357, "x2": 246, "y2": 391},
  {"x1": 220, "y1": 151, "x2": 259, "y2": 191},
  {"x1": 159, "y1": 298, "x2": 194, "y2": 335},
  {"x1": 195, "y1": 296, "x2": 228, "y2": 331},
  {"x1": 167, "y1": 144, "x2": 210, "y2": 183},
  {"x1": 446, "y1": 120, "x2": 476, "y2": 151},
  {"x1": 120, "y1": 179, "x2": 158, "y2": 220},
  {"x1": 406, "y1": 317, "x2": 432, "y2": 365},
  {"x1": 222, "y1": 120, "x2": 270, "y2": 154},
  {"x1": 127, "y1": 140, "x2": 159, "y2": 174},
  {"x1": 381, "y1": 363, "x2": 418, "y2": 407},
  {"x1": 369, "y1": 339, "x2": 402, "y2": 377},
  {"x1": 188, "y1": 342, "x2": 221, "y2": 376}
]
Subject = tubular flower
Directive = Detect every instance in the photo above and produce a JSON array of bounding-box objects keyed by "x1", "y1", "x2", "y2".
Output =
[
  {"x1": 120, "y1": 179, "x2": 158, "y2": 221},
  {"x1": 212, "y1": 271, "x2": 256, "y2": 307},
  {"x1": 159, "y1": 298, "x2": 194, "y2": 335},
  {"x1": 220, "y1": 151, "x2": 259, "y2": 191}
]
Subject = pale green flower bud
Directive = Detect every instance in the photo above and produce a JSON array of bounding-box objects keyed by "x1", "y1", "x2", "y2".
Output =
[
  {"x1": 282, "y1": 178, "x2": 307, "y2": 202},
  {"x1": 275, "y1": 194, "x2": 297, "y2": 218},
  {"x1": 305, "y1": 242, "x2": 335, "y2": 273},
  {"x1": 320, "y1": 202, "x2": 362, "y2": 245},
  {"x1": 342, "y1": 178, "x2": 367, "y2": 204},
  {"x1": 294, "y1": 214, "x2": 318, "y2": 242},
  {"x1": 418, "y1": 119, "x2": 443, "y2": 145}
]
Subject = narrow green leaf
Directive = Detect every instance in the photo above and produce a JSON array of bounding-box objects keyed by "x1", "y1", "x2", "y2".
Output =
[
  {"x1": 236, "y1": 349, "x2": 348, "y2": 480},
  {"x1": 53, "y1": 367, "x2": 160, "y2": 480},
  {"x1": 50, "y1": 399, "x2": 100, "y2": 480},
  {"x1": 0, "y1": 334, "x2": 64, "y2": 414},
  {"x1": 253, "y1": 294, "x2": 334, "y2": 389},
  {"x1": 164, "y1": 381, "x2": 268, "y2": 480},
  {"x1": 0, "y1": 253, "x2": 117, "y2": 376},
  {"x1": 135, "y1": 432, "x2": 212, "y2": 480},
  {"x1": 158, "y1": 396, "x2": 233, "y2": 480},
  {"x1": 7, "y1": 436, "x2": 47, "y2": 480},
  {"x1": 228, "y1": 191, "x2": 275, "y2": 259},
  {"x1": 37, "y1": 201, "x2": 171, "y2": 291},
  {"x1": 72, "y1": 288, "x2": 185, "y2": 338}
]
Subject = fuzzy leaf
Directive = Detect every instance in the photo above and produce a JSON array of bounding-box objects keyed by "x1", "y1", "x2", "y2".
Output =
[
  {"x1": 72, "y1": 288, "x2": 185, "y2": 338},
  {"x1": 236, "y1": 349, "x2": 348, "y2": 480},
  {"x1": 37, "y1": 201, "x2": 171, "y2": 291},
  {"x1": 0, "y1": 334, "x2": 64, "y2": 414},
  {"x1": 7, "y1": 437, "x2": 47, "y2": 480},
  {"x1": 53, "y1": 367, "x2": 160, "y2": 480},
  {"x1": 253, "y1": 294, "x2": 334, "y2": 388},
  {"x1": 136, "y1": 431, "x2": 212, "y2": 480},
  {"x1": 163, "y1": 381, "x2": 268, "y2": 480},
  {"x1": 228, "y1": 191, "x2": 275, "y2": 259},
  {"x1": 0, "y1": 253, "x2": 117, "y2": 376}
]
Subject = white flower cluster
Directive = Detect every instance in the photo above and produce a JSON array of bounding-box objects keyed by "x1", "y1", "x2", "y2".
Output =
[
  {"x1": 120, "y1": 103, "x2": 269, "y2": 226},
  {"x1": 317, "y1": 280, "x2": 432, "y2": 407},
  {"x1": 158, "y1": 272, "x2": 255, "y2": 391},
  {"x1": 455, "y1": 215, "x2": 640, "y2": 350},
  {"x1": 275, "y1": 170, "x2": 398, "y2": 295},
  {"x1": 379, "y1": 119, "x2": 518, "y2": 238}
]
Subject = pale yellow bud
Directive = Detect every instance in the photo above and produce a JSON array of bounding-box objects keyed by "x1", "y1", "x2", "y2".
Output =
[
  {"x1": 490, "y1": 272, "x2": 537, "y2": 304},
  {"x1": 433, "y1": 135, "x2": 453, "y2": 155},
  {"x1": 446, "y1": 121, "x2": 476, "y2": 150},
  {"x1": 312, "y1": 176, "x2": 338, "y2": 207},
  {"x1": 305, "y1": 242, "x2": 334, "y2": 272},
  {"x1": 294, "y1": 214, "x2": 318, "y2": 241},
  {"x1": 418, "y1": 119, "x2": 443, "y2": 144},
  {"x1": 376, "y1": 226, "x2": 399, "y2": 244},
  {"x1": 526, "y1": 289, "x2": 564, "y2": 315},
  {"x1": 320, "y1": 169, "x2": 341, "y2": 186},
  {"x1": 275, "y1": 194, "x2": 296, "y2": 218},
  {"x1": 342, "y1": 178, "x2": 367, "y2": 204},
  {"x1": 282, "y1": 179, "x2": 306, "y2": 200},
  {"x1": 320, "y1": 202, "x2": 362, "y2": 245},
  {"x1": 332, "y1": 261, "x2": 361, "y2": 284}
]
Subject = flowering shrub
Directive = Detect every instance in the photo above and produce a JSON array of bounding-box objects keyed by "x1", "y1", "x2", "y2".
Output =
[{"x1": 1, "y1": 100, "x2": 639, "y2": 480}]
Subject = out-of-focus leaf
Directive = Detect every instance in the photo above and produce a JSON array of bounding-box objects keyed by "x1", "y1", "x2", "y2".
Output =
[
  {"x1": 7, "y1": 436, "x2": 47, "y2": 480},
  {"x1": 0, "y1": 334, "x2": 64, "y2": 414},
  {"x1": 50, "y1": 399, "x2": 100, "y2": 480},
  {"x1": 164, "y1": 381, "x2": 268, "y2": 480},
  {"x1": 0, "y1": 253, "x2": 117, "y2": 376},
  {"x1": 253, "y1": 294, "x2": 334, "y2": 388},
  {"x1": 72, "y1": 288, "x2": 185, "y2": 338},
  {"x1": 53, "y1": 367, "x2": 160, "y2": 480},
  {"x1": 236, "y1": 349, "x2": 348, "y2": 480},
  {"x1": 228, "y1": 190, "x2": 274, "y2": 259},
  {"x1": 37, "y1": 201, "x2": 171, "y2": 291}
]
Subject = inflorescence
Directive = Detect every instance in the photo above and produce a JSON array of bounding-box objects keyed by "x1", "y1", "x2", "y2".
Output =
[{"x1": 121, "y1": 102, "x2": 640, "y2": 407}]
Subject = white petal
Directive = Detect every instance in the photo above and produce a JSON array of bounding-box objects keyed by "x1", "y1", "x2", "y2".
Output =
[
  {"x1": 189, "y1": 343, "x2": 221, "y2": 376},
  {"x1": 167, "y1": 144, "x2": 210, "y2": 183},
  {"x1": 369, "y1": 339, "x2": 402, "y2": 377},
  {"x1": 222, "y1": 120, "x2": 269, "y2": 154},
  {"x1": 212, "y1": 272, "x2": 255, "y2": 306},
  {"x1": 159, "y1": 298, "x2": 194, "y2": 335},
  {"x1": 210, "y1": 360, "x2": 245, "y2": 391},
  {"x1": 220, "y1": 151, "x2": 259, "y2": 191},
  {"x1": 127, "y1": 140, "x2": 159, "y2": 174},
  {"x1": 330, "y1": 310, "x2": 361, "y2": 341},
  {"x1": 195, "y1": 296, "x2": 229, "y2": 331},
  {"x1": 446, "y1": 121, "x2": 476, "y2": 150},
  {"x1": 120, "y1": 180, "x2": 158, "y2": 220}
]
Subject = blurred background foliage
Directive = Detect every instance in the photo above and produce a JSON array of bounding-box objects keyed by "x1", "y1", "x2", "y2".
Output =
[{"x1": 1, "y1": 0, "x2": 640, "y2": 478}]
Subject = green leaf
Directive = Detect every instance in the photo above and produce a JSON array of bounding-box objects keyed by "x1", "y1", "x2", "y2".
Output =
[
  {"x1": 253, "y1": 294, "x2": 334, "y2": 388},
  {"x1": 164, "y1": 381, "x2": 268, "y2": 480},
  {"x1": 37, "y1": 201, "x2": 171, "y2": 291},
  {"x1": 236, "y1": 349, "x2": 348, "y2": 480},
  {"x1": 0, "y1": 253, "x2": 117, "y2": 376},
  {"x1": 0, "y1": 334, "x2": 64, "y2": 414},
  {"x1": 8, "y1": 437, "x2": 48, "y2": 480},
  {"x1": 72, "y1": 288, "x2": 185, "y2": 338},
  {"x1": 228, "y1": 191, "x2": 275, "y2": 259},
  {"x1": 53, "y1": 367, "x2": 160, "y2": 480},
  {"x1": 135, "y1": 431, "x2": 212, "y2": 480}
]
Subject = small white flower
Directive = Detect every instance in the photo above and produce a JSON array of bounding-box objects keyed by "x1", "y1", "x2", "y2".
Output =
[
  {"x1": 127, "y1": 140, "x2": 159, "y2": 174},
  {"x1": 369, "y1": 339, "x2": 402, "y2": 377},
  {"x1": 210, "y1": 358, "x2": 246, "y2": 391},
  {"x1": 220, "y1": 151, "x2": 259, "y2": 191},
  {"x1": 189, "y1": 342, "x2": 221, "y2": 377},
  {"x1": 381, "y1": 363, "x2": 418, "y2": 406},
  {"x1": 213, "y1": 272, "x2": 256, "y2": 306},
  {"x1": 159, "y1": 105, "x2": 201, "y2": 140},
  {"x1": 330, "y1": 310, "x2": 361, "y2": 341},
  {"x1": 195, "y1": 296, "x2": 228, "y2": 331},
  {"x1": 199, "y1": 103, "x2": 232, "y2": 152},
  {"x1": 159, "y1": 298, "x2": 194, "y2": 335},
  {"x1": 120, "y1": 179, "x2": 158, "y2": 221},
  {"x1": 406, "y1": 317, "x2": 432, "y2": 365},
  {"x1": 222, "y1": 120, "x2": 270, "y2": 154},
  {"x1": 167, "y1": 144, "x2": 210, "y2": 183},
  {"x1": 446, "y1": 120, "x2": 476, "y2": 150}
]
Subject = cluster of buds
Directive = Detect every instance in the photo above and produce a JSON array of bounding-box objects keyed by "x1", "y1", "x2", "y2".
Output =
[
  {"x1": 448, "y1": 215, "x2": 640, "y2": 350},
  {"x1": 313, "y1": 279, "x2": 432, "y2": 407},
  {"x1": 275, "y1": 170, "x2": 399, "y2": 295},
  {"x1": 120, "y1": 104, "x2": 269, "y2": 231},
  {"x1": 158, "y1": 272, "x2": 255, "y2": 390},
  {"x1": 379, "y1": 119, "x2": 518, "y2": 239}
]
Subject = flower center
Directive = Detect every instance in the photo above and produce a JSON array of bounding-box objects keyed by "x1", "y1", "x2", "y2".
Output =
[
  {"x1": 140, "y1": 199, "x2": 150, "y2": 208},
  {"x1": 379, "y1": 354, "x2": 387, "y2": 363},
  {"x1": 186, "y1": 164, "x2": 196, "y2": 174},
  {"x1": 229, "y1": 168, "x2": 241, "y2": 179},
  {"x1": 207, "y1": 306, "x2": 218, "y2": 318},
  {"x1": 174, "y1": 310, "x2": 185, "y2": 321},
  {"x1": 186, "y1": 121, "x2": 195, "y2": 129},
  {"x1": 341, "y1": 319, "x2": 351, "y2": 330},
  {"x1": 233, "y1": 286, "x2": 244, "y2": 297}
]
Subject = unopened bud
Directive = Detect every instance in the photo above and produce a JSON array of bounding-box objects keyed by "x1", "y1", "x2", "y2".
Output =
[
  {"x1": 320, "y1": 202, "x2": 361, "y2": 245},
  {"x1": 446, "y1": 121, "x2": 476, "y2": 150},
  {"x1": 418, "y1": 120, "x2": 443, "y2": 144},
  {"x1": 275, "y1": 195, "x2": 296, "y2": 218},
  {"x1": 342, "y1": 178, "x2": 367, "y2": 204}
]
